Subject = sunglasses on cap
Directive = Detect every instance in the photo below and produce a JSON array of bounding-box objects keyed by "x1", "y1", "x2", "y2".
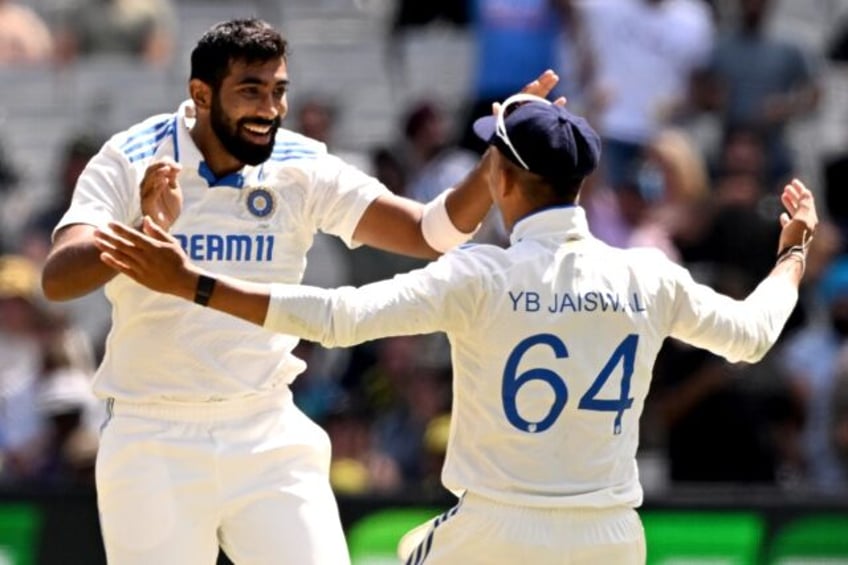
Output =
[{"x1": 495, "y1": 93, "x2": 553, "y2": 170}]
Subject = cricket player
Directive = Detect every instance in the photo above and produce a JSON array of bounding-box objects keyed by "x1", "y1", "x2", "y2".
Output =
[
  {"x1": 92, "y1": 94, "x2": 817, "y2": 564},
  {"x1": 40, "y1": 18, "x2": 565, "y2": 565}
]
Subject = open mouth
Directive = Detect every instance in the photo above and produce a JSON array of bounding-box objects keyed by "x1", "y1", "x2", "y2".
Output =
[{"x1": 241, "y1": 123, "x2": 274, "y2": 144}]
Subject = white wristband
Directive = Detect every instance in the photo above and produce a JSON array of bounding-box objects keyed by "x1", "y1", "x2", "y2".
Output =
[{"x1": 421, "y1": 188, "x2": 478, "y2": 253}]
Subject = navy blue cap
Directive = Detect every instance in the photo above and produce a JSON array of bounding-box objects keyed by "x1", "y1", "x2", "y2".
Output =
[{"x1": 473, "y1": 101, "x2": 601, "y2": 186}]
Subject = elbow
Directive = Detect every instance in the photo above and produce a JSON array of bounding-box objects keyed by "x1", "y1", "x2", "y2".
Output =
[
  {"x1": 41, "y1": 261, "x2": 75, "y2": 302},
  {"x1": 739, "y1": 329, "x2": 781, "y2": 364},
  {"x1": 41, "y1": 269, "x2": 67, "y2": 302}
]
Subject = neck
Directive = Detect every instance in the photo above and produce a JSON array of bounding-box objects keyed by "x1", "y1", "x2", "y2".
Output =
[{"x1": 190, "y1": 120, "x2": 244, "y2": 178}]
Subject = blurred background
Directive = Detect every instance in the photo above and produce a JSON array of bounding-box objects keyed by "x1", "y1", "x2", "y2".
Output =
[{"x1": 2, "y1": 0, "x2": 848, "y2": 563}]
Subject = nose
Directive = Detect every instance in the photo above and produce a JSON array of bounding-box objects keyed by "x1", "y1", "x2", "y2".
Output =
[{"x1": 257, "y1": 93, "x2": 281, "y2": 121}]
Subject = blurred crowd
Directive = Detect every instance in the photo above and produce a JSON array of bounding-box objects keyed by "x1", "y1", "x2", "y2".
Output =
[{"x1": 3, "y1": 0, "x2": 848, "y2": 500}]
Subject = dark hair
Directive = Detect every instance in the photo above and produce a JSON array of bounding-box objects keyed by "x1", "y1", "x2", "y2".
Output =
[
  {"x1": 190, "y1": 18, "x2": 288, "y2": 89},
  {"x1": 499, "y1": 157, "x2": 583, "y2": 205}
]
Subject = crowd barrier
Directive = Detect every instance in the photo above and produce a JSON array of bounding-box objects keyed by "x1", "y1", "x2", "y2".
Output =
[{"x1": 0, "y1": 485, "x2": 846, "y2": 564}]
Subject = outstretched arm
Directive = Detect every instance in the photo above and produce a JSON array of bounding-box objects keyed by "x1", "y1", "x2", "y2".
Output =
[
  {"x1": 670, "y1": 179, "x2": 818, "y2": 363},
  {"x1": 94, "y1": 217, "x2": 454, "y2": 346},
  {"x1": 95, "y1": 217, "x2": 273, "y2": 326}
]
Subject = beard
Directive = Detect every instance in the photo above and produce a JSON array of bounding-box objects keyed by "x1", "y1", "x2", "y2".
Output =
[{"x1": 210, "y1": 94, "x2": 279, "y2": 166}]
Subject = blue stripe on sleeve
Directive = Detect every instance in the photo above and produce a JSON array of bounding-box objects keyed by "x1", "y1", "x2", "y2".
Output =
[
  {"x1": 125, "y1": 120, "x2": 176, "y2": 163},
  {"x1": 120, "y1": 118, "x2": 172, "y2": 155}
]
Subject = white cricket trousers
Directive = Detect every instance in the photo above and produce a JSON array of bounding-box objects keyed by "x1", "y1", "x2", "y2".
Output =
[
  {"x1": 95, "y1": 389, "x2": 350, "y2": 565},
  {"x1": 402, "y1": 493, "x2": 646, "y2": 565}
]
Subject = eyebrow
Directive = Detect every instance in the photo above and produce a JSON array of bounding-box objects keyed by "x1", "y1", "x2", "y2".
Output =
[{"x1": 236, "y1": 76, "x2": 290, "y2": 87}]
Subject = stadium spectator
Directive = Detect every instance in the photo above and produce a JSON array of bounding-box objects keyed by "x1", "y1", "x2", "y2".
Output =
[
  {"x1": 0, "y1": 0, "x2": 54, "y2": 65},
  {"x1": 0, "y1": 255, "x2": 46, "y2": 482},
  {"x1": 580, "y1": 0, "x2": 714, "y2": 190},
  {"x1": 293, "y1": 94, "x2": 371, "y2": 174},
  {"x1": 399, "y1": 100, "x2": 478, "y2": 204},
  {"x1": 34, "y1": 323, "x2": 100, "y2": 486},
  {"x1": 457, "y1": 0, "x2": 593, "y2": 153},
  {"x1": 53, "y1": 0, "x2": 176, "y2": 66},
  {"x1": 693, "y1": 0, "x2": 821, "y2": 191},
  {"x1": 587, "y1": 128, "x2": 709, "y2": 262}
]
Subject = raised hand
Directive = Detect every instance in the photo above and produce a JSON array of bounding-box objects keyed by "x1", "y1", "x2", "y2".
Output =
[
  {"x1": 492, "y1": 69, "x2": 567, "y2": 116},
  {"x1": 777, "y1": 178, "x2": 818, "y2": 255},
  {"x1": 140, "y1": 158, "x2": 183, "y2": 231},
  {"x1": 94, "y1": 217, "x2": 199, "y2": 300}
]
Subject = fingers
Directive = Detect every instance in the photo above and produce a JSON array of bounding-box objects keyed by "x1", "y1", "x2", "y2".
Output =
[
  {"x1": 99, "y1": 250, "x2": 134, "y2": 275},
  {"x1": 141, "y1": 215, "x2": 175, "y2": 242},
  {"x1": 521, "y1": 70, "x2": 559, "y2": 98},
  {"x1": 553, "y1": 96, "x2": 567, "y2": 107},
  {"x1": 94, "y1": 229, "x2": 143, "y2": 276},
  {"x1": 141, "y1": 159, "x2": 182, "y2": 195},
  {"x1": 780, "y1": 178, "x2": 813, "y2": 216}
]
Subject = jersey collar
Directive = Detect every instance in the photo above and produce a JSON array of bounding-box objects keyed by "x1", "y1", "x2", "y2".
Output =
[
  {"x1": 175, "y1": 100, "x2": 255, "y2": 189},
  {"x1": 509, "y1": 205, "x2": 591, "y2": 245}
]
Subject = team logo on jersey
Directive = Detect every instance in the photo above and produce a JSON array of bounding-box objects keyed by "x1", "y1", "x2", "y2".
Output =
[{"x1": 245, "y1": 187, "x2": 276, "y2": 218}]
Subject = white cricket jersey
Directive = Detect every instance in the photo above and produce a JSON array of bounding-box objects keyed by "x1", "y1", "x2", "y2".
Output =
[
  {"x1": 264, "y1": 206, "x2": 798, "y2": 509},
  {"x1": 55, "y1": 100, "x2": 390, "y2": 402}
]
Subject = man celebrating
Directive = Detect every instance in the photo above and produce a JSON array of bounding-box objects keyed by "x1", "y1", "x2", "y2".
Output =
[
  {"x1": 94, "y1": 94, "x2": 817, "y2": 564},
  {"x1": 41, "y1": 18, "x2": 561, "y2": 565}
]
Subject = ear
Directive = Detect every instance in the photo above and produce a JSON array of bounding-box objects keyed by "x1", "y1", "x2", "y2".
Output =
[{"x1": 189, "y1": 79, "x2": 212, "y2": 111}]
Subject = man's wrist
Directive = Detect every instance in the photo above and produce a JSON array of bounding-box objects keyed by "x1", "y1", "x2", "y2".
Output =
[{"x1": 193, "y1": 273, "x2": 217, "y2": 306}]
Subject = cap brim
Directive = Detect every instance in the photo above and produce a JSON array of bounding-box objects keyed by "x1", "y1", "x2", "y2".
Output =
[{"x1": 472, "y1": 115, "x2": 497, "y2": 142}]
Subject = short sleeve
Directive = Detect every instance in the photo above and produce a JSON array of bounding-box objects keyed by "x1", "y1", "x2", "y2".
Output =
[
  {"x1": 53, "y1": 142, "x2": 138, "y2": 238},
  {"x1": 305, "y1": 154, "x2": 391, "y2": 249}
]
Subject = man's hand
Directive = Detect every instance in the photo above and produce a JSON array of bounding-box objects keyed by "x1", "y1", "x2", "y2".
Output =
[
  {"x1": 492, "y1": 69, "x2": 567, "y2": 115},
  {"x1": 93, "y1": 217, "x2": 199, "y2": 300},
  {"x1": 140, "y1": 158, "x2": 183, "y2": 231},
  {"x1": 777, "y1": 178, "x2": 818, "y2": 254}
]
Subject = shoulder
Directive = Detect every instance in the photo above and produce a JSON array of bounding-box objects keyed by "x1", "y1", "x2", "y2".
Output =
[
  {"x1": 108, "y1": 112, "x2": 176, "y2": 164},
  {"x1": 431, "y1": 242, "x2": 515, "y2": 282},
  {"x1": 267, "y1": 129, "x2": 328, "y2": 165}
]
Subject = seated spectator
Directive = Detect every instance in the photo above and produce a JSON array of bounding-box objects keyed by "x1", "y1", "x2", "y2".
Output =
[
  {"x1": 0, "y1": 0, "x2": 54, "y2": 65},
  {"x1": 53, "y1": 0, "x2": 176, "y2": 66}
]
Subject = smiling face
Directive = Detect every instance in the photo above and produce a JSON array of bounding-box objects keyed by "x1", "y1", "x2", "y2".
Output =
[{"x1": 204, "y1": 56, "x2": 289, "y2": 166}]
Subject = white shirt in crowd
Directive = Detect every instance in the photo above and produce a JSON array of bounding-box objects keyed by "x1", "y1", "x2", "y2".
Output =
[{"x1": 581, "y1": 0, "x2": 714, "y2": 143}]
